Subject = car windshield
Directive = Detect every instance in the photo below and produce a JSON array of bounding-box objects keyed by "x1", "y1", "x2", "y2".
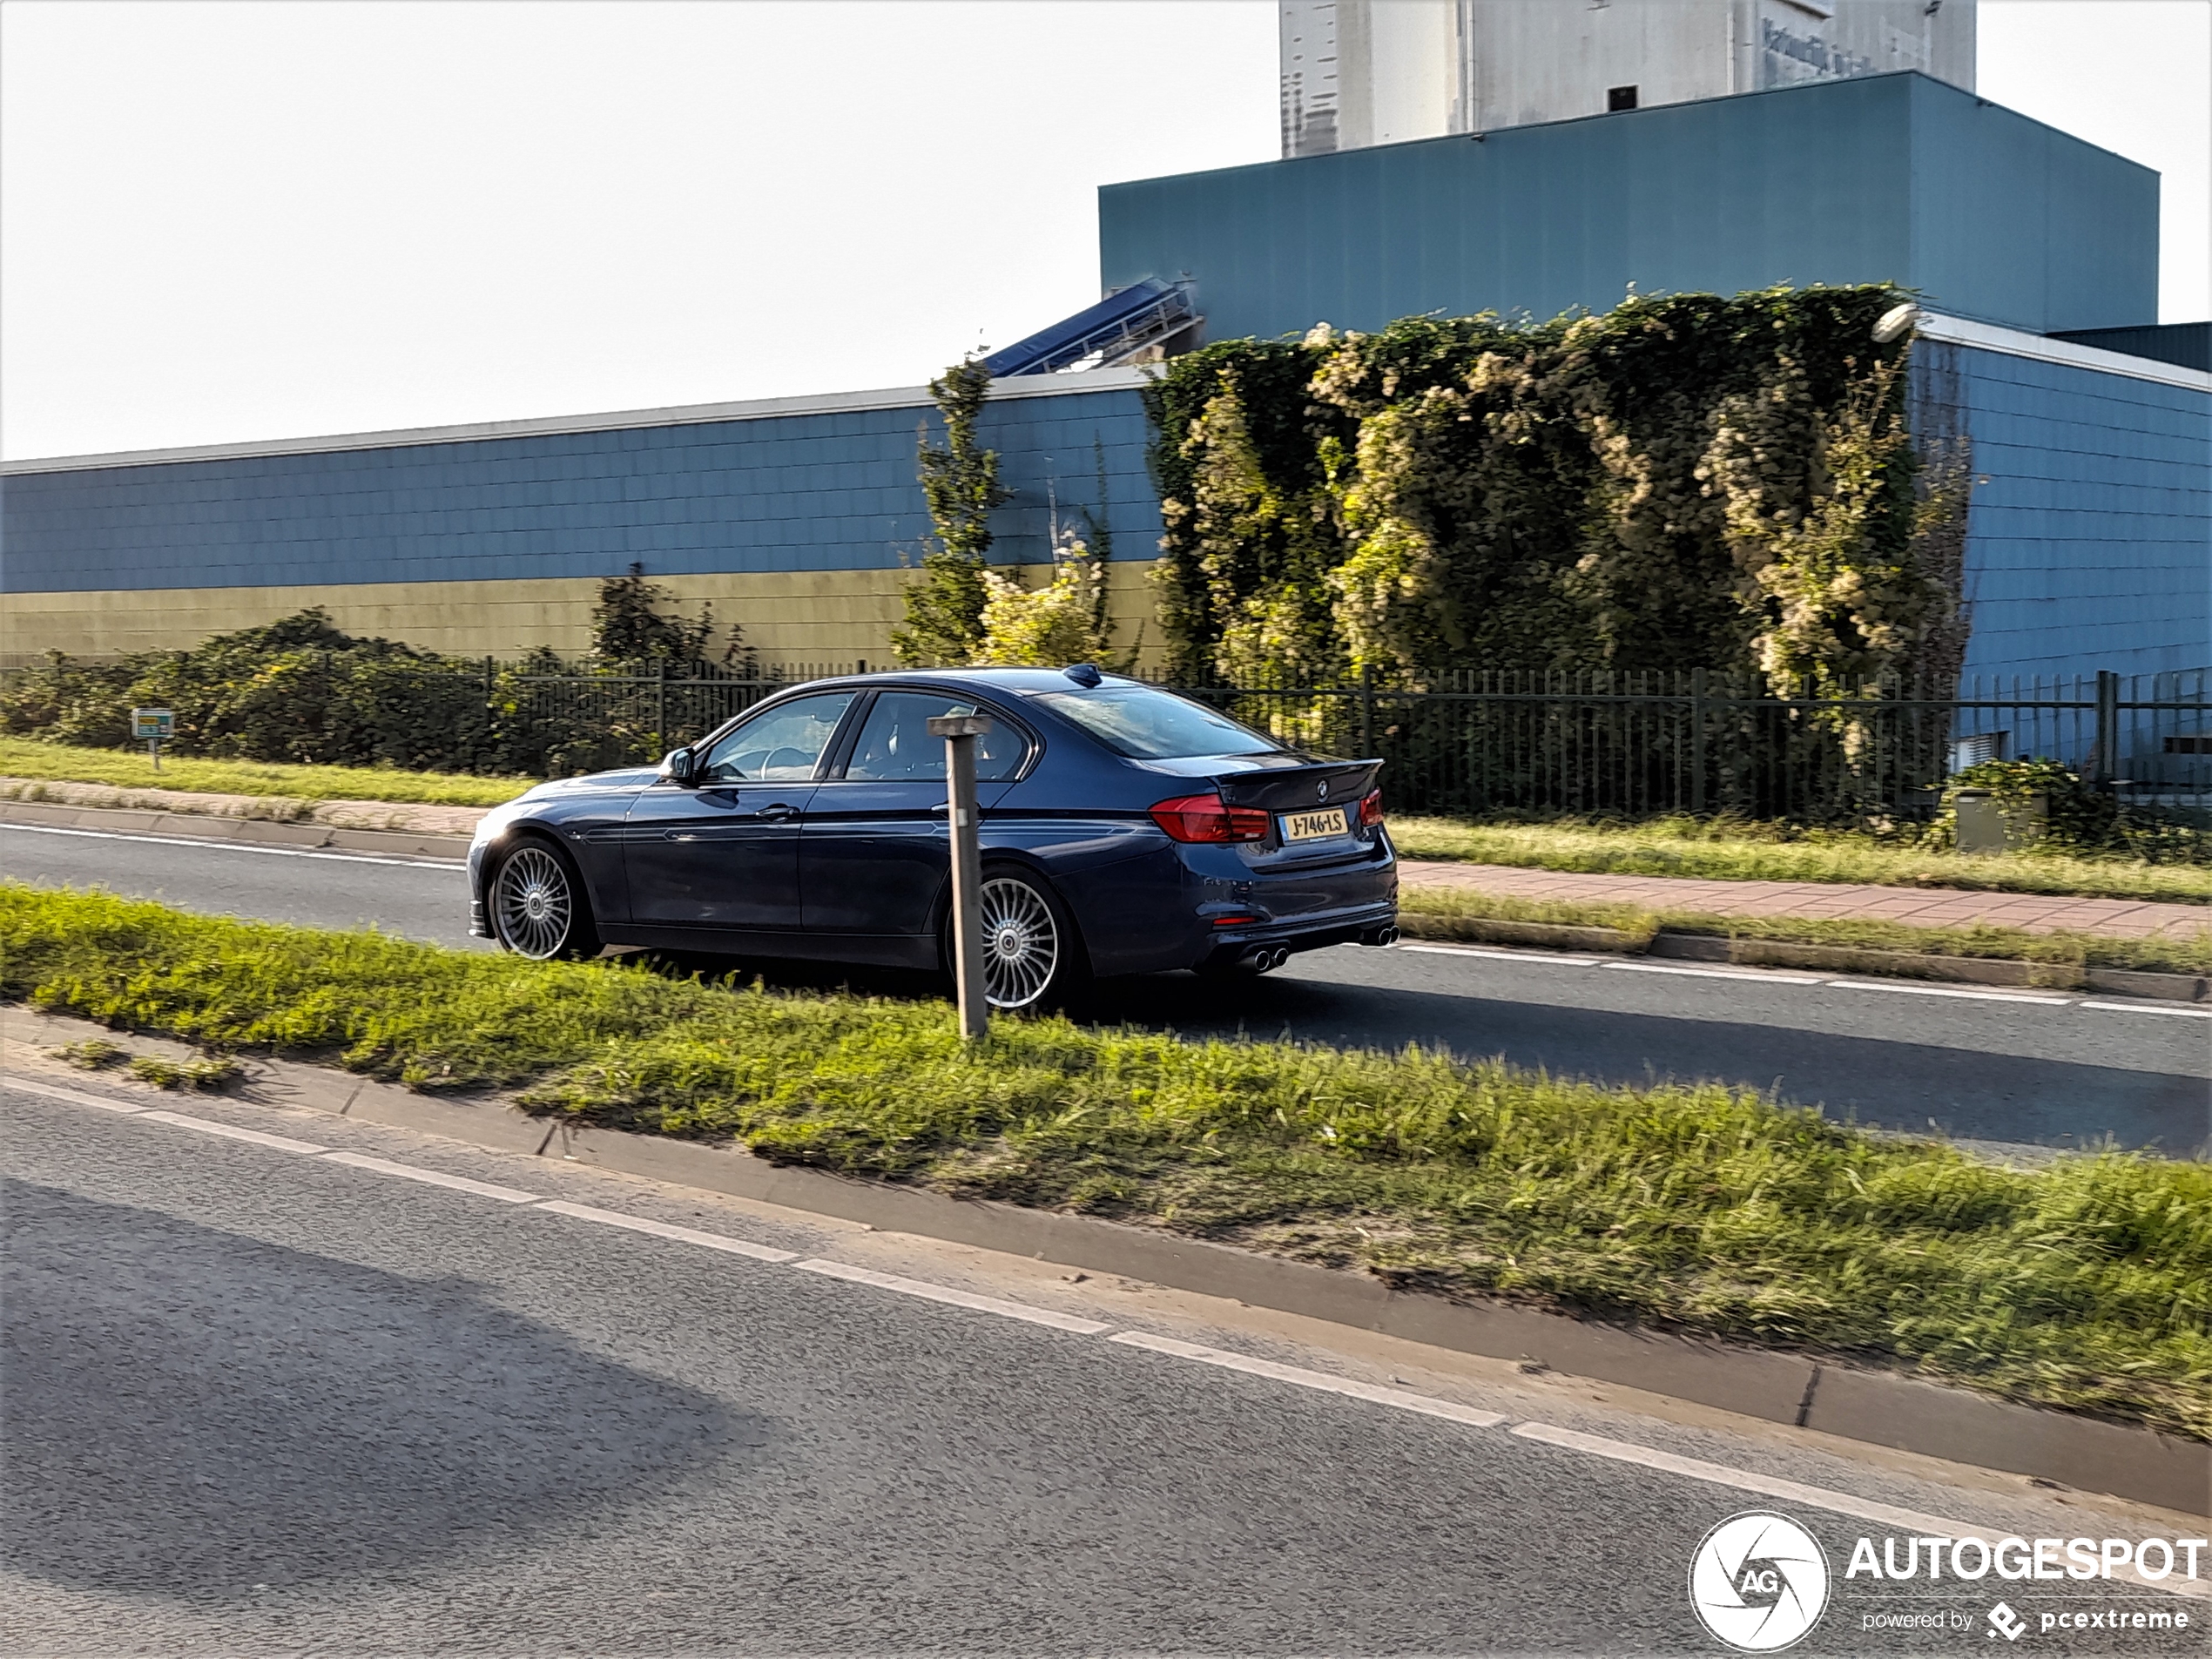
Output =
[{"x1": 1030, "y1": 686, "x2": 1287, "y2": 760}]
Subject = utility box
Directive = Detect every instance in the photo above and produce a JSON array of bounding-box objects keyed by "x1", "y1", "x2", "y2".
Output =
[{"x1": 1953, "y1": 789, "x2": 2046, "y2": 855}]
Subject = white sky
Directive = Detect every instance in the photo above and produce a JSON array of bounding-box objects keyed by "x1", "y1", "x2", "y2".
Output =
[{"x1": 2, "y1": 1, "x2": 2204, "y2": 462}]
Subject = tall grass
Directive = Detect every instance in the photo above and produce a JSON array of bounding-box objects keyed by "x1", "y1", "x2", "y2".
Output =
[
  {"x1": 3, "y1": 882, "x2": 2204, "y2": 1439},
  {"x1": 1391, "y1": 815, "x2": 2212, "y2": 907}
]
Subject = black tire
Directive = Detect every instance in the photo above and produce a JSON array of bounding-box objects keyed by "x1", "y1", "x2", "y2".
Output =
[
  {"x1": 488, "y1": 835, "x2": 604, "y2": 961},
  {"x1": 951, "y1": 863, "x2": 1088, "y2": 1012}
]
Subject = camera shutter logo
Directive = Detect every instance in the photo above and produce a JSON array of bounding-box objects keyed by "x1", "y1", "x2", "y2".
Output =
[{"x1": 1688, "y1": 1512, "x2": 1831, "y2": 1652}]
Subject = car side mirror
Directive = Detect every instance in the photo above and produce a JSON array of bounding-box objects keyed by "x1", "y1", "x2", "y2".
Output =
[{"x1": 658, "y1": 746, "x2": 697, "y2": 786}]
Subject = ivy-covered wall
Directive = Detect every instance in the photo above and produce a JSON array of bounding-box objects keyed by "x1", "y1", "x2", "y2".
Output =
[{"x1": 1144, "y1": 285, "x2": 1968, "y2": 699}]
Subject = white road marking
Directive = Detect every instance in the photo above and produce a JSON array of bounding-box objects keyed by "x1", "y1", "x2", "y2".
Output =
[
  {"x1": 2078, "y1": 999, "x2": 2212, "y2": 1019},
  {"x1": 319, "y1": 1150, "x2": 541, "y2": 1202},
  {"x1": 138, "y1": 1109, "x2": 328, "y2": 1153},
  {"x1": 1396, "y1": 943, "x2": 1601, "y2": 966},
  {"x1": 4, "y1": 1074, "x2": 149, "y2": 1113},
  {"x1": 0, "y1": 821, "x2": 462, "y2": 868},
  {"x1": 1511, "y1": 1423, "x2": 2208, "y2": 1602},
  {"x1": 536, "y1": 1199, "x2": 799, "y2": 1261},
  {"x1": 30, "y1": 1057, "x2": 2209, "y2": 1562},
  {"x1": 793, "y1": 1258, "x2": 1113, "y2": 1334},
  {"x1": 1821, "y1": 980, "x2": 2072, "y2": 1004},
  {"x1": 1109, "y1": 1331, "x2": 1508, "y2": 1427},
  {"x1": 1602, "y1": 961, "x2": 1823, "y2": 984}
]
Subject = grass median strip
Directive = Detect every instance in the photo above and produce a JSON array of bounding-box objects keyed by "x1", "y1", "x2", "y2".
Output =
[
  {"x1": 0, "y1": 738, "x2": 531, "y2": 809},
  {"x1": 1394, "y1": 886, "x2": 2212, "y2": 980},
  {"x1": 3, "y1": 880, "x2": 2204, "y2": 1441},
  {"x1": 1391, "y1": 815, "x2": 2212, "y2": 907}
]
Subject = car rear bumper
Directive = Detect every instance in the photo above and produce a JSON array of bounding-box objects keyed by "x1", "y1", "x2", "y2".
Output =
[{"x1": 1197, "y1": 898, "x2": 1399, "y2": 968}]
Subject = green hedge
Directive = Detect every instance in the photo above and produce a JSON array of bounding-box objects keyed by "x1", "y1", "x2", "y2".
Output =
[{"x1": 1145, "y1": 285, "x2": 1967, "y2": 699}]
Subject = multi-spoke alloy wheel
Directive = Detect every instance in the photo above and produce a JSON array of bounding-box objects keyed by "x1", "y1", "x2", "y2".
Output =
[
  {"x1": 492, "y1": 844, "x2": 577, "y2": 960},
  {"x1": 977, "y1": 874, "x2": 1061, "y2": 1009}
]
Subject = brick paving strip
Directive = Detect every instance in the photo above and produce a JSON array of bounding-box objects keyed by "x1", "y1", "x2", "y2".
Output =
[{"x1": 1399, "y1": 860, "x2": 2212, "y2": 941}]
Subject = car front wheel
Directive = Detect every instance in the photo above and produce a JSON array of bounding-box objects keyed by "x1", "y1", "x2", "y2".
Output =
[{"x1": 489, "y1": 838, "x2": 602, "y2": 961}]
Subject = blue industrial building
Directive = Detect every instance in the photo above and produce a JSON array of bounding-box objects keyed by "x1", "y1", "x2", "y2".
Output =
[
  {"x1": 1102, "y1": 73, "x2": 2159, "y2": 342},
  {"x1": 0, "y1": 375, "x2": 1162, "y2": 664},
  {"x1": 3, "y1": 71, "x2": 2204, "y2": 687}
]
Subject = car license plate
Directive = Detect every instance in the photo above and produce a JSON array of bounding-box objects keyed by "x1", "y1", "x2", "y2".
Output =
[{"x1": 1281, "y1": 806, "x2": 1349, "y2": 843}]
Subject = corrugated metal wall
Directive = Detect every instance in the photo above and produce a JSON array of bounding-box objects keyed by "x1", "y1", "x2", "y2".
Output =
[
  {"x1": 1936, "y1": 343, "x2": 2211, "y2": 681},
  {"x1": 3, "y1": 382, "x2": 1160, "y2": 599},
  {"x1": 1102, "y1": 72, "x2": 2156, "y2": 342}
]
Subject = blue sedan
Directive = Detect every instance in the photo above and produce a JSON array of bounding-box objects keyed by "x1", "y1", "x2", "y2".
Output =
[{"x1": 467, "y1": 665, "x2": 1399, "y2": 1008}]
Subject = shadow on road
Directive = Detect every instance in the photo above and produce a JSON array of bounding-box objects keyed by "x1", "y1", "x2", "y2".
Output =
[{"x1": 1, "y1": 1178, "x2": 747, "y2": 1598}]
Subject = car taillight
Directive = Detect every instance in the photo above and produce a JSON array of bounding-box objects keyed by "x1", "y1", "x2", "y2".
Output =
[
  {"x1": 1150, "y1": 792, "x2": 1271, "y2": 844},
  {"x1": 1359, "y1": 787, "x2": 1384, "y2": 827}
]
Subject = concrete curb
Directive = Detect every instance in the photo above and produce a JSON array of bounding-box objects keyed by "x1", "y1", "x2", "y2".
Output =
[
  {"x1": 0, "y1": 798, "x2": 475, "y2": 861},
  {"x1": 125, "y1": 1038, "x2": 2209, "y2": 1518},
  {"x1": 1399, "y1": 912, "x2": 2210, "y2": 1001}
]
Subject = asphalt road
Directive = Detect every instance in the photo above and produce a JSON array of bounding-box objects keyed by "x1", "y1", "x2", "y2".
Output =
[
  {"x1": 4, "y1": 1076, "x2": 2194, "y2": 1656},
  {"x1": 5, "y1": 823, "x2": 2207, "y2": 1156}
]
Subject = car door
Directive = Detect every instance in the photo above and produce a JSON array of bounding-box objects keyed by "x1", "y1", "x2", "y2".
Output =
[
  {"x1": 623, "y1": 691, "x2": 858, "y2": 934},
  {"x1": 800, "y1": 689, "x2": 1028, "y2": 935}
]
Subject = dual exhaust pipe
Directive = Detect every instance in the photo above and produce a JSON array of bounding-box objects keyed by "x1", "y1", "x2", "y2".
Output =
[{"x1": 1238, "y1": 924, "x2": 1397, "y2": 973}]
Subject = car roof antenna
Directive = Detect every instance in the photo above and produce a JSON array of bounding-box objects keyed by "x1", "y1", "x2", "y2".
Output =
[{"x1": 1062, "y1": 664, "x2": 1103, "y2": 687}]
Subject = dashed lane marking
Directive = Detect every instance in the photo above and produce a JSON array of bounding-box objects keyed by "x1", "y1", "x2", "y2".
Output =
[
  {"x1": 3, "y1": 1075, "x2": 150, "y2": 1114},
  {"x1": 1510, "y1": 1422, "x2": 2209, "y2": 1602},
  {"x1": 1396, "y1": 943, "x2": 1602, "y2": 966},
  {"x1": 320, "y1": 1150, "x2": 542, "y2": 1203},
  {"x1": 1602, "y1": 961, "x2": 1823, "y2": 984},
  {"x1": 138, "y1": 1109, "x2": 329, "y2": 1154},
  {"x1": 0, "y1": 821, "x2": 462, "y2": 869},
  {"x1": 2078, "y1": 999, "x2": 2212, "y2": 1019},
  {"x1": 793, "y1": 1258, "x2": 1114, "y2": 1334},
  {"x1": 1110, "y1": 1331, "x2": 1508, "y2": 1427},
  {"x1": 536, "y1": 1199, "x2": 800, "y2": 1261},
  {"x1": 1823, "y1": 980, "x2": 2074, "y2": 1004}
]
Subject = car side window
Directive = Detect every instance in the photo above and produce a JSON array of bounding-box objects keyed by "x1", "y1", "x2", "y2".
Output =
[
  {"x1": 842, "y1": 692, "x2": 1027, "y2": 783},
  {"x1": 698, "y1": 692, "x2": 857, "y2": 784}
]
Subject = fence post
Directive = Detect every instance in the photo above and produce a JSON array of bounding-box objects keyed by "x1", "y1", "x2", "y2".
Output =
[
  {"x1": 1359, "y1": 662, "x2": 1377, "y2": 758},
  {"x1": 656, "y1": 662, "x2": 670, "y2": 758},
  {"x1": 1689, "y1": 668, "x2": 1707, "y2": 815},
  {"x1": 482, "y1": 656, "x2": 495, "y2": 711},
  {"x1": 2092, "y1": 669, "x2": 2121, "y2": 789}
]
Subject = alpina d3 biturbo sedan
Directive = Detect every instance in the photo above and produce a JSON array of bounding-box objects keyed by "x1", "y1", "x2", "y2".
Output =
[{"x1": 468, "y1": 665, "x2": 1398, "y2": 1008}]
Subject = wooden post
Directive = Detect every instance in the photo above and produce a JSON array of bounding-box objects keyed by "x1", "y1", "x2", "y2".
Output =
[{"x1": 929, "y1": 712, "x2": 993, "y2": 1042}]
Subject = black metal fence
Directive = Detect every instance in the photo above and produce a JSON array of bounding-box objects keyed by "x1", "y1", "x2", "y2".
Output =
[{"x1": 503, "y1": 661, "x2": 2209, "y2": 823}]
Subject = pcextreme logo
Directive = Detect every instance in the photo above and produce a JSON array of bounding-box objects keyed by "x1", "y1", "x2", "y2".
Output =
[{"x1": 1689, "y1": 1512, "x2": 1832, "y2": 1652}]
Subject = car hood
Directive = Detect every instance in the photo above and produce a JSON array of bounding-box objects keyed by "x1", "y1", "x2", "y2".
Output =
[{"x1": 520, "y1": 766, "x2": 659, "y2": 799}]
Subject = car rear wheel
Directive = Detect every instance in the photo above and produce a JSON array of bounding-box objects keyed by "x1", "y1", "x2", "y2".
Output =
[
  {"x1": 966, "y1": 867, "x2": 1083, "y2": 1011},
  {"x1": 490, "y1": 838, "x2": 602, "y2": 961}
]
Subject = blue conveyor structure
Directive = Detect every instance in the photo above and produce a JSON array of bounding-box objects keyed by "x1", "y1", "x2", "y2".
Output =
[{"x1": 982, "y1": 278, "x2": 1199, "y2": 377}]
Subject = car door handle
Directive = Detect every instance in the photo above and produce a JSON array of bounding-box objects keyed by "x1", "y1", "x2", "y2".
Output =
[{"x1": 756, "y1": 803, "x2": 801, "y2": 822}]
